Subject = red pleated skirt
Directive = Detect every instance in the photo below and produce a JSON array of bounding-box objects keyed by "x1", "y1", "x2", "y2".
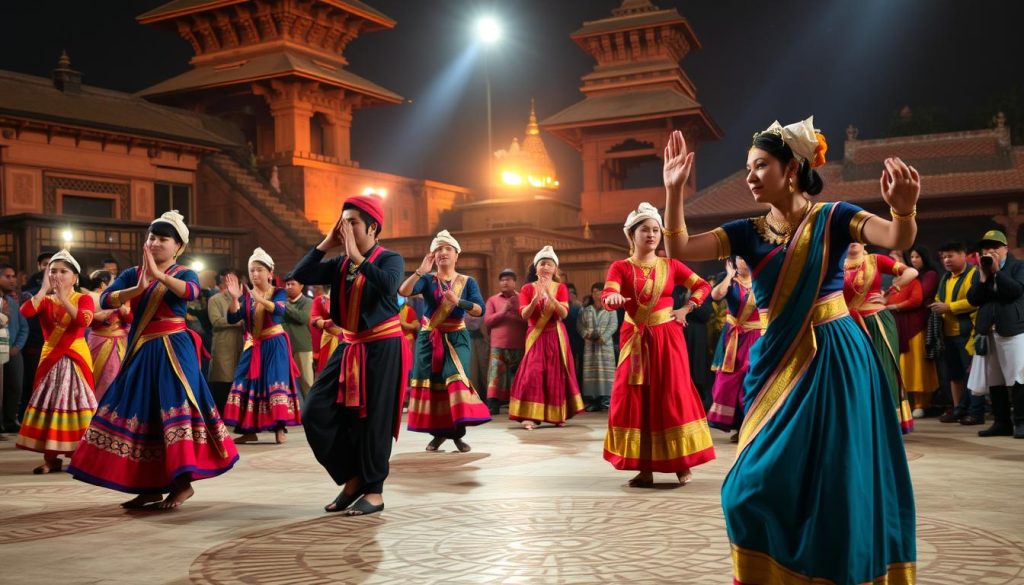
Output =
[{"x1": 604, "y1": 321, "x2": 715, "y2": 472}]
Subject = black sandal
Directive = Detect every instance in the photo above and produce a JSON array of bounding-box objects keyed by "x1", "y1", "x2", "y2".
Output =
[
  {"x1": 425, "y1": 436, "x2": 446, "y2": 451},
  {"x1": 324, "y1": 490, "x2": 363, "y2": 513},
  {"x1": 345, "y1": 497, "x2": 384, "y2": 517},
  {"x1": 453, "y1": 439, "x2": 471, "y2": 453}
]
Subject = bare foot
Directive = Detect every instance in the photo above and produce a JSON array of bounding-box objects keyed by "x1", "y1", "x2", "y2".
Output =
[
  {"x1": 157, "y1": 485, "x2": 194, "y2": 509},
  {"x1": 521, "y1": 421, "x2": 536, "y2": 431},
  {"x1": 121, "y1": 494, "x2": 163, "y2": 509},
  {"x1": 627, "y1": 472, "x2": 654, "y2": 488},
  {"x1": 234, "y1": 433, "x2": 258, "y2": 444},
  {"x1": 676, "y1": 470, "x2": 693, "y2": 485},
  {"x1": 275, "y1": 429, "x2": 287, "y2": 444}
]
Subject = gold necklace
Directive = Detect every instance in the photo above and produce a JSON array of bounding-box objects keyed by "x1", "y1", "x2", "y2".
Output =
[
  {"x1": 754, "y1": 199, "x2": 811, "y2": 245},
  {"x1": 628, "y1": 257, "x2": 656, "y2": 277}
]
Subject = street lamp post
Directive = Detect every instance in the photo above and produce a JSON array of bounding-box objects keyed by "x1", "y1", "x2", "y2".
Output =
[{"x1": 475, "y1": 16, "x2": 502, "y2": 197}]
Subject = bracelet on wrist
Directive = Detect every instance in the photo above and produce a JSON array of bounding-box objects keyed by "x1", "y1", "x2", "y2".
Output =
[{"x1": 889, "y1": 206, "x2": 917, "y2": 220}]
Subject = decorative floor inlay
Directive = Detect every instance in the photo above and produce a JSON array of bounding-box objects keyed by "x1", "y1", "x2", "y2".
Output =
[{"x1": 190, "y1": 496, "x2": 1024, "y2": 585}]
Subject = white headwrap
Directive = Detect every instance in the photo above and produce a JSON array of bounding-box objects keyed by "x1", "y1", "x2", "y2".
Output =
[
  {"x1": 150, "y1": 210, "x2": 190, "y2": 246},
  {"x1": 248, "y1": 247, "x2": 274, "y2": 271},
  {"x1": 533, "y1": 245, "x2": 559, "y2": 267},
  {"x1": 430, "y1": 230, "x2": 461, "y2": 254},
  {"x1": 623, "y1": 202, "x2": 664, "y2": 242},
  {"x1": 48, "y1": 249, "x2": 81, "y2": 274},
  {"x1": 757, "y1": 115, "x2": 823, "y2": 166}
]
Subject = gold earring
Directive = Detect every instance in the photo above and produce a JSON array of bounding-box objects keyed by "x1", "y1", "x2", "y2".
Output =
[{"x1": 788, "y1": 177, "x2": 796, "y2": 194}]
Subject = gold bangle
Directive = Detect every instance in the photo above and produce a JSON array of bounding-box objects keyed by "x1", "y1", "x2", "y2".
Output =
[
  {"x1": 663, "y1": 225, "x2": 688, "y2": 237},
  {"x1": 890, "y1": 207, "x2": 917, "y2": 220}
]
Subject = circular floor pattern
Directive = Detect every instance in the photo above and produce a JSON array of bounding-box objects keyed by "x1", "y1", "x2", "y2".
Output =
[{"x1": 190, "y1": 496, "x2": 1024, "y2": 585}]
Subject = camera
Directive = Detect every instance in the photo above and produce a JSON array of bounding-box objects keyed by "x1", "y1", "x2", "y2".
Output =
[{"x1": 980, "y1": 255, "x2": 994, "y2": 269}]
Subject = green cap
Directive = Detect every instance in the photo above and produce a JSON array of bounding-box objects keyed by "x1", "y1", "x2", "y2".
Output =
[{"x1": 979, "y1": 229, "x2": 1008, "y2": 247}]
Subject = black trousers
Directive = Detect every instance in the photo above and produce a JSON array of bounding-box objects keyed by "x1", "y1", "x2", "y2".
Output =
[{"x1": 303, "y1": 337, "x2": 403, "y2": 494}]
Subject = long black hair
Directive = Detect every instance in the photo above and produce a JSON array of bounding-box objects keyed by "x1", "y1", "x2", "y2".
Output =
[
  {"x1": 751, "y1": 132, "x2": 824, "y2": 196},
  {"x1": 906, "y1": 245, "x2": 937, "y2": 276}
]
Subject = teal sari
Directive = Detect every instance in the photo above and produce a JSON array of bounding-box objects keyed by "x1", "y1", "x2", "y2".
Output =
[{"x1": 719, "y1": 202, "x2": 916, "y2": 585}]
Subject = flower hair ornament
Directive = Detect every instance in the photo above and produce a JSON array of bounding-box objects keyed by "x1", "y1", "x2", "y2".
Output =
[{"x1": 754, "y1": 115, "x2": 828, "y2": 168}]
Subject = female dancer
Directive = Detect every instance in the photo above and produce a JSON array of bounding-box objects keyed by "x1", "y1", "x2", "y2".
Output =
[
  {"x1": 707, "y1": 257, "x2": 765, "y2": 442},
  {"x1": 223, "y1": 248, "x2": 302, "y2": 444},
  {"x1": 663, "y1": 118, "x2": 917, "y2": 584},
  {"x1": 69, "y1": 211, "x2": 238, "y2": 509},
  {"x1": 845, "y1": 242, "x2": 919, "y2": 433},
  {"x1": 87, "y1": 269, "x2": 131, "y2": 401},
  {"x1": 508, "y1": 246, "x2": 585, "y2": 429},
  {"x1": 17, "y1": 250, "x2": 96, "y2": 474},
  {"x1": 311, "y1": 288, "x2": 342, "y2": 374},
  {"x1": 601, "y1": 203, "x2": 715, "y2": 486},
  {"x1": 887, "y1": 246, "x2": 940, "y2": 417},
  {"x1": 401, "y1": 231, "x2": 490, "y2": 452}
]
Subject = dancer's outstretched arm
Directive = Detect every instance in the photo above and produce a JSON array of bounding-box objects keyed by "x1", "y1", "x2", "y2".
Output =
[
  {"x1": 861, "y1": 157, "x2": 920, "y2": 251},
  {"x1": 662, "y1": 130, "x2": 720, "y2": 262}
]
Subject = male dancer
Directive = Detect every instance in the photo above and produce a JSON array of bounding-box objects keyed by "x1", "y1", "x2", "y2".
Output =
[{"x1": 288, "y1": 195, "x2": 407, "y2": 516}]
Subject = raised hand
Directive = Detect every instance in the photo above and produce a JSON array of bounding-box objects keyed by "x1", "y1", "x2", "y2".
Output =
[
  {"x1": 417, "y1": 252, "x2": 435, "y2": 275},
  {"x1": 249, "y1": 285, "x2": 264, "y2": 303},
  {"x1": 725, "y1": 258, "x2": 737, "y2": 280},
  {"x1": 319, "y1": 215, "x2": 345, "y2": 251},
  {"x1": 224, "y1": 273, "x2": 244, "y2": 300},
  {"x1": 663, "y1": 130, "x2": 695, "y2": 193},
  {"x1": 51, "y1": 274, "x2": 67, "y2": 299},
  {"x1": 880, "y1": 157, "x2": 920, "y2": 214},
  {"x1": 142, "y1": 246, "x2": 162, "y2": 284}
]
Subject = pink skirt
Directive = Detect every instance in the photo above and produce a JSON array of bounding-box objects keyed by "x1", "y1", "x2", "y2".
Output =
[
  {"x1": 508, "y1": 325, "x2": 584, "y2": 424},
  {"x1": 88, "y1": 333, "x2": 126, "y2": 401}
]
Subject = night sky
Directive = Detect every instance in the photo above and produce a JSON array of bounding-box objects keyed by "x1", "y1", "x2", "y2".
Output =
[{"x1": 1, "y1": 0, "x2": 1019, "y2": 197}]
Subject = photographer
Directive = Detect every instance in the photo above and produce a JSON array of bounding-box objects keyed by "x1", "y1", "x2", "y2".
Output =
[{"x1": 967, "y1": 230, "x2": 1024, "y2": 438}]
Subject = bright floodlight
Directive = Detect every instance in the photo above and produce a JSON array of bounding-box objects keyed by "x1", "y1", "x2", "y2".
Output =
[
  {"x1": 191, "y1": 260, "x2": 206, "y2": 272},
  {"x1": 475, "y1": 16, "x2": 502, "y2": 44},
  {"x1": 61, "y1": 229, "x2": 73, "y2": 242}
]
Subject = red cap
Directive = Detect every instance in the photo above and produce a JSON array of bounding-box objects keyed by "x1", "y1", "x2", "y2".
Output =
[{"x1": 343, "y1": 195, "x2": 385, "y2": 229}]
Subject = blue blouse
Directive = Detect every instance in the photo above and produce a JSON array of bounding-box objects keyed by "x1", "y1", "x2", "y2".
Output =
[
  {"x1": 411, "y1": 274, "x2": 485, "y2": 320},
  {"x1": 716, "y1": 201, "x2": 872, "y2": 299}
]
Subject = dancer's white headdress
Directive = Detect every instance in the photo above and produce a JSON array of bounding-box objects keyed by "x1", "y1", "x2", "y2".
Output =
[
  {"x1": 48, "y1": 249, "x2": 81, "y2": 274},
  {"x1": 248, "y1": 247, "x2": 274, "y2": 271},
  {"x1": 430, "y1": 230, "x2": 461, "y2": 254},
  {"x1": 533, "y1": 245, "x2": 559, "y2": 267},
  {"x1": 150, "y1": 210, "x2": 190, "y2": 245},
  {"x1": 623, "y1": 202, "x2": 664, "y2": 242},
  {"x1": 755, "y1": 115, "x2": 828, "y2": 168}
]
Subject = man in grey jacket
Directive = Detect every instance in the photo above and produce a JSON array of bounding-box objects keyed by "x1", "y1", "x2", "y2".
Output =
[
  {"x1": 208, "y1": 269, "x2": 244, "y2": 413},
  {"x1": 283, "y1": 277, "x2": 313, "y2": 397}
]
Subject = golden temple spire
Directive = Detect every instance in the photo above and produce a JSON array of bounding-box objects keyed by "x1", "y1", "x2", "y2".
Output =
[
  {"x1": 493, "y1": 99, "x2": 560, "y2": 192},
  {"x1": 527, "y1": 98, "x2": 540, "y2": 136}
]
